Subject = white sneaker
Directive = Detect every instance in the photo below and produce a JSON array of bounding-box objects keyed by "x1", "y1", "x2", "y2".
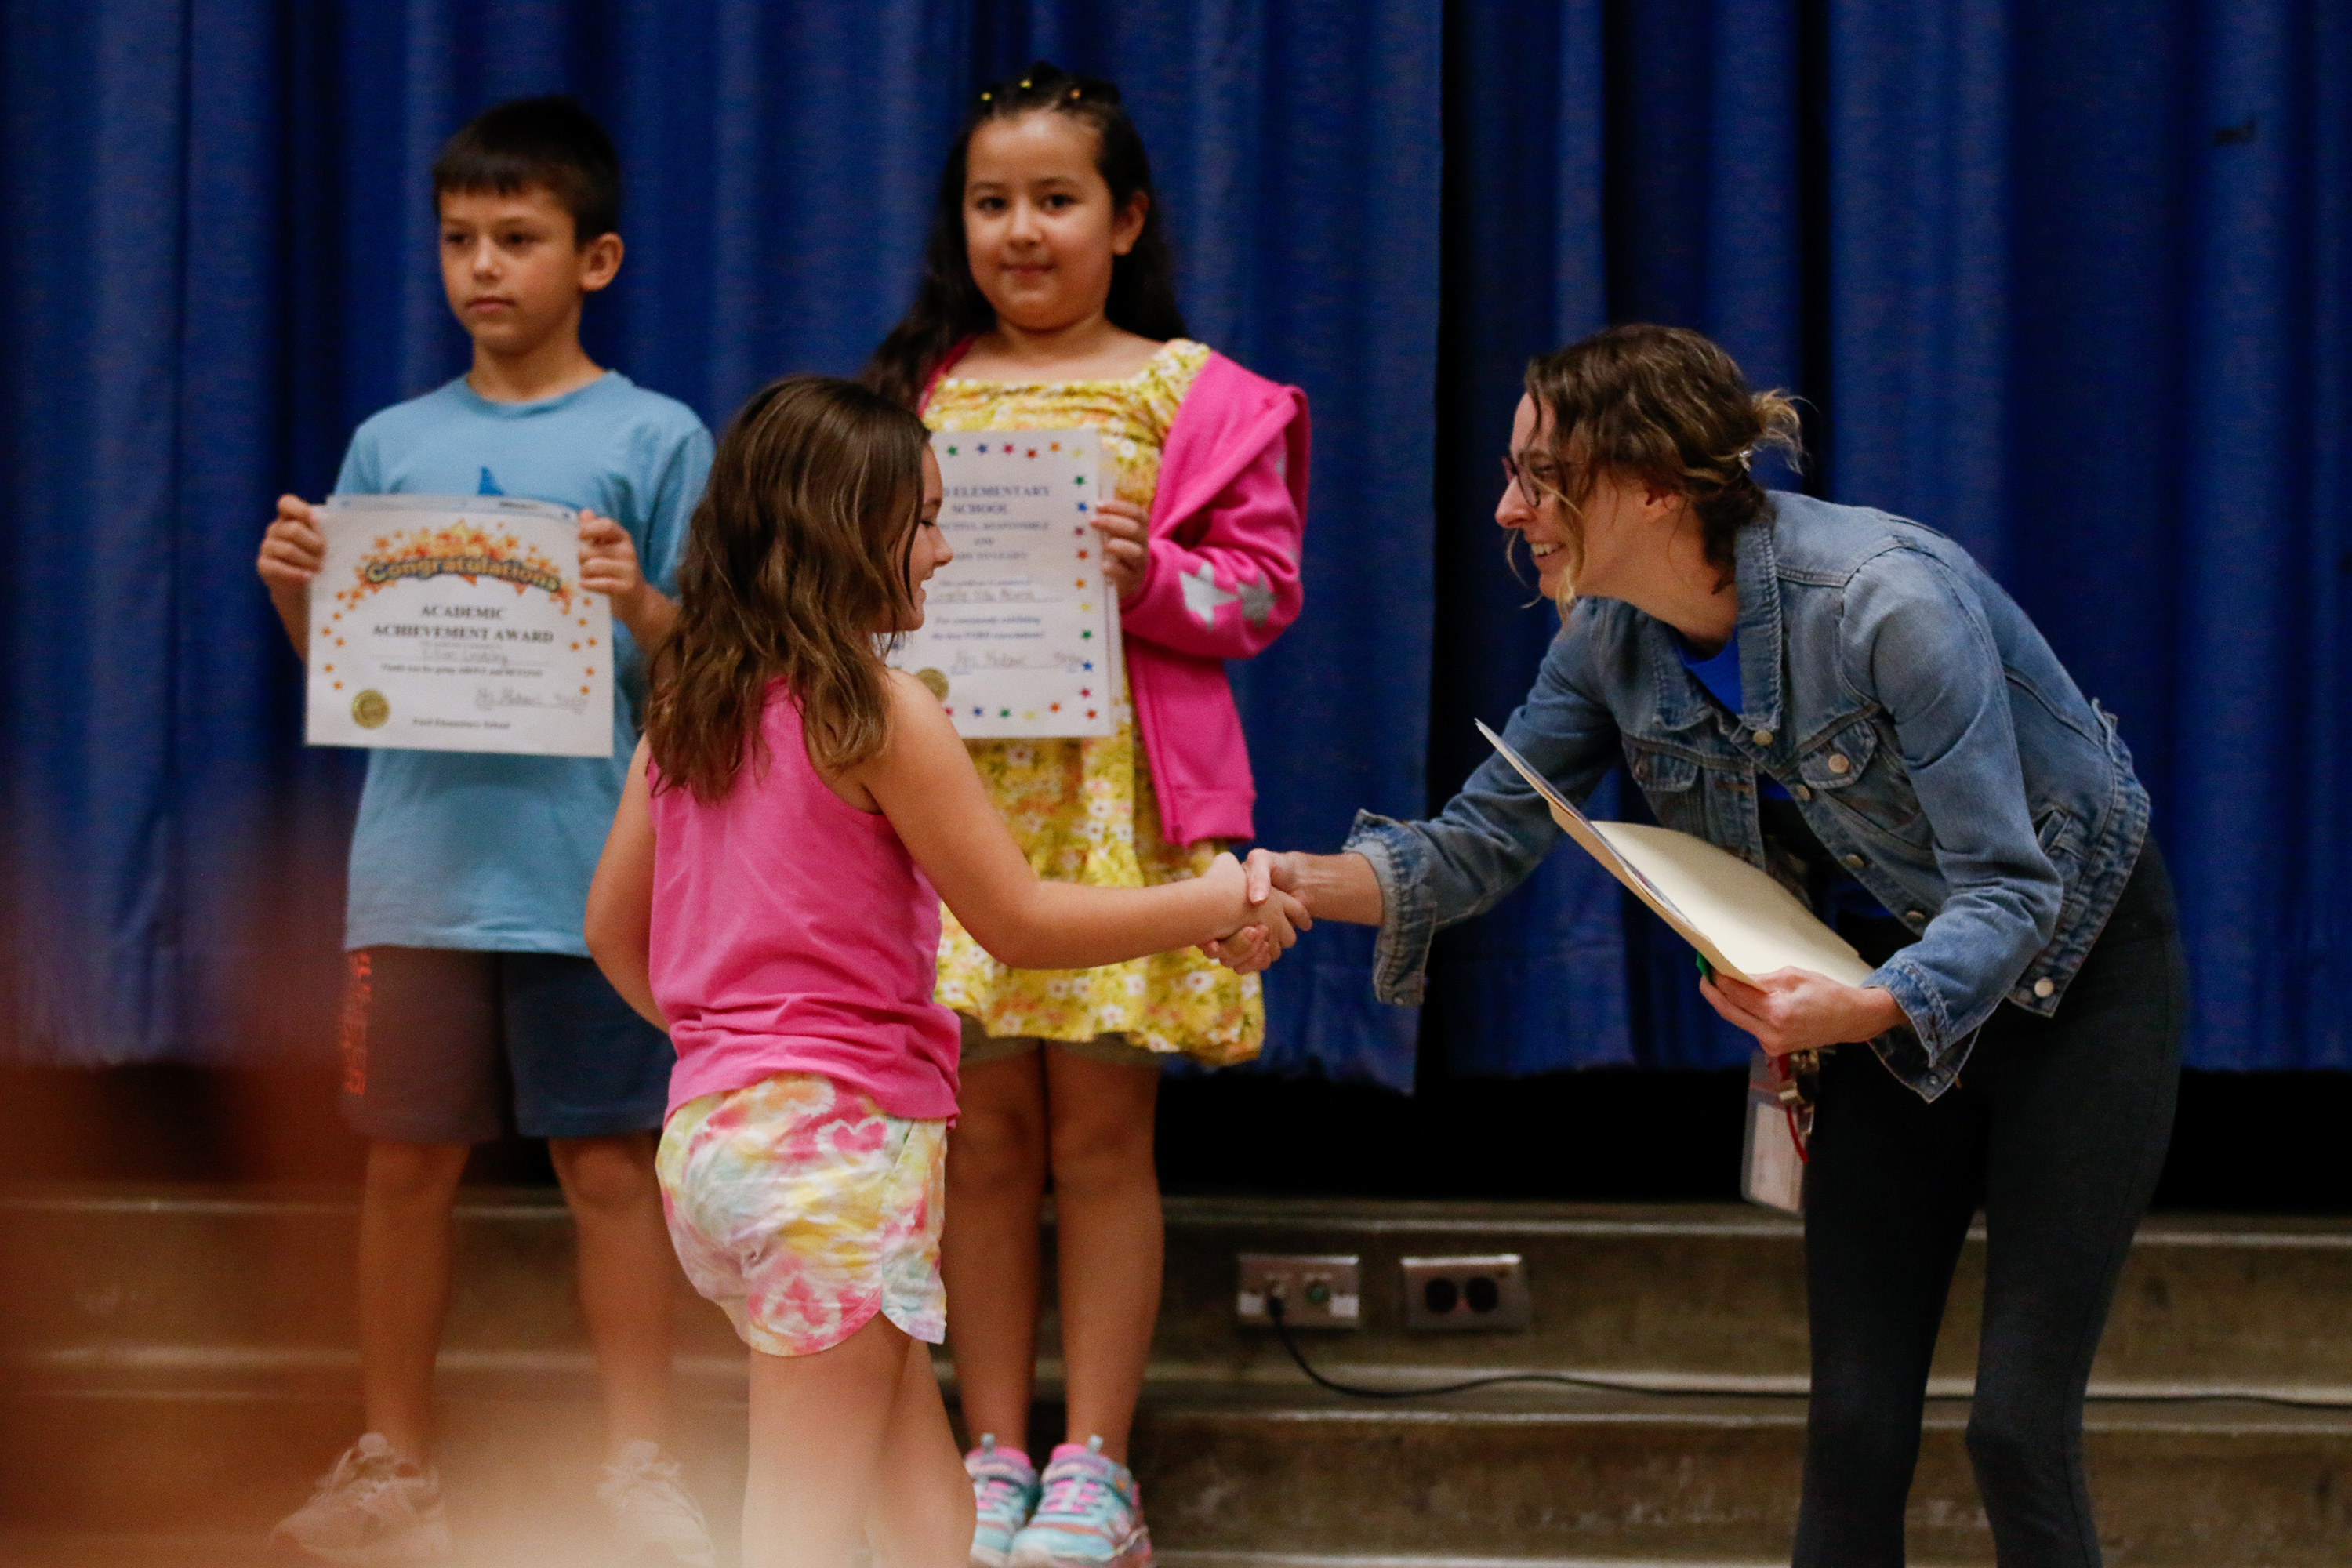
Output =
[
  {"x1": 270, "y1": 1433, "x2": 451, "y2": 1565},
  {"x1": 598, "y1": 1439, "x2": 717, "y2": 1568}
]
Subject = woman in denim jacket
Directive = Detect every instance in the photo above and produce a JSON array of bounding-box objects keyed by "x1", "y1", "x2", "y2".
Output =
[{"x1": 1225, "y1": 325, "x2": 2185, "y2": 1568}]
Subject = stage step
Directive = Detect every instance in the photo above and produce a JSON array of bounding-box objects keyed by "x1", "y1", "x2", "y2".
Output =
[{"x1": 3, "y1": 1186, "x2": 2349, "y2": 1564}]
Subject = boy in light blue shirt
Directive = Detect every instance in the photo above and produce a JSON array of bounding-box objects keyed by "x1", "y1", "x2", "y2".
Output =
[{"x1": 255, "y1": 97, "x2": 715, "y2": 1567}]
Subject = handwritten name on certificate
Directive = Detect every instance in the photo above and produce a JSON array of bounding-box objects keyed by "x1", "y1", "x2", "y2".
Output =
[
  {"x1": 890, "y1": 430, "x2": 1120, "y2": 739},
  {"x1": 305, "y1": 495, "x2": 613, "y2": 757}
]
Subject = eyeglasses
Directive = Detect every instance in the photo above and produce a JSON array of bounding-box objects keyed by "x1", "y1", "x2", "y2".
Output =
[{"x1": 1501, "y1": 452, "x2": 1566, "y2": 507}]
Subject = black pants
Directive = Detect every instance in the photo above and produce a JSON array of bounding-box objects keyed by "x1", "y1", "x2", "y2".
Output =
[{"x1": 1794, "y1": 844, "x2": 2186, "y2": 1567}]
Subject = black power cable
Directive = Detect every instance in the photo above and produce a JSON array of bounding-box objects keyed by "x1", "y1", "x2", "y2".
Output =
[
  {"x1": 1262, "y1": 1291, "x2": 1792, "y2": 1401},
  {"x1": 1261, "y1": 1293, "x2": 2352, "y2": 1411}
]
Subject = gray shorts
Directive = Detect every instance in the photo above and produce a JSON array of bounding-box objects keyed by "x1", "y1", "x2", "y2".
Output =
[
  {"x1": 339, "y1": 946, "x2": 670, "y2": 1145},
  {"x1": 956, "y1": 1013, "x2": 1166, "y2": 1071}
]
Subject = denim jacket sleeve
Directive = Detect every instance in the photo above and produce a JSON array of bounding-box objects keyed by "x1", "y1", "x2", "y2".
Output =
[
  {"x1": 1344, "y1": 612, "x2": 1624, "y2": 1004},
  {"x1": 1842, "y1": 548, "x2": 2064, "y2": 1058}
]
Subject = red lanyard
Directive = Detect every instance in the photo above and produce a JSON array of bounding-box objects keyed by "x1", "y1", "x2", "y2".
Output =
[{"x1": 1770, "y1": 1050, "x2": 1820, "y2": 1164}]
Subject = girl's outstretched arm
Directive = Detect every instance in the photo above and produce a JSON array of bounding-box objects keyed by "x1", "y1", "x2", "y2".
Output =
[
  {"x1": 857, "y1": 671, "x2": 1308, "y2": 969},
  {"x1": 586, "y1": 739, "x2": 670, "y2": 1031}
]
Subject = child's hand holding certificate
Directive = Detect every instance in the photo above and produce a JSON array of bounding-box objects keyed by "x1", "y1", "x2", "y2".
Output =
[{"x1": 305, "y1": 495, "x2": 614, "y2": 757}]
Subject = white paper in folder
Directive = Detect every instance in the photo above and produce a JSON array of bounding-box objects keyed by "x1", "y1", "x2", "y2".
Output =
[{"x1": 1474, "y1": 720, "x2": 1874, "y2": 987}]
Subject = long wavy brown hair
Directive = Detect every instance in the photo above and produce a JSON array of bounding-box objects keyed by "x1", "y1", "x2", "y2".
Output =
[{"x1": 646, "y1": 376, "x2": 931, "y2": 804}]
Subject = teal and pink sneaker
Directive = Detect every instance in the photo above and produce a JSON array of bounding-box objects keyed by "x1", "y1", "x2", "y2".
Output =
[
  {"x1": 966, "y1": 1434, "x2": 1041, "y2": 1568},
  {"x1": 1007, "y1": 1436, "x2": 1151, "y2": 1568}
]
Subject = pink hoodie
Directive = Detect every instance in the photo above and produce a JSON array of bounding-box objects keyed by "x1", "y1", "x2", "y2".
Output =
[{"x1": 923, "y1": 343, "x2": 1309, "y2": 844}]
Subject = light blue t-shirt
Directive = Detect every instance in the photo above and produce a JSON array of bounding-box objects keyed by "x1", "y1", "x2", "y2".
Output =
[{"x1": 332, "y1": 372, "x2": 713, "y2": 954}]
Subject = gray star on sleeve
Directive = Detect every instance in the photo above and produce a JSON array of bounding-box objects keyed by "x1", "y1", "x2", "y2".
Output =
[{"x1": 1236, "y1": 574, "x2": 1276, "y2": 626}]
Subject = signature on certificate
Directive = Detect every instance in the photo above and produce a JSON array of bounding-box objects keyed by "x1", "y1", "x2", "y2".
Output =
[
  {"x1": 947, "y1": 649, "x2": 1093, "y2": 677},
  {"x1": 475, "y1": 684, "x2": 593, "y2": 716}
]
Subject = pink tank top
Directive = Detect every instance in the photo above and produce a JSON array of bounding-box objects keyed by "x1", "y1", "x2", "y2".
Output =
[{"x1": 648, "y1": 686, "x2": 959, "y2": 1120}]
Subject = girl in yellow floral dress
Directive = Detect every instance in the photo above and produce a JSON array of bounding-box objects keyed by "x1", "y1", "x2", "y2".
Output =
[{"x1": 864, "y1": 62, "x2": 1308, "y2": 1568}]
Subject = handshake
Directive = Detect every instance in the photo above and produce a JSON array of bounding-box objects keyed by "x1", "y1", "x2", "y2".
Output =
[{"x1": 1203, "y1": 848, "x2": 1321, "y2": 976}]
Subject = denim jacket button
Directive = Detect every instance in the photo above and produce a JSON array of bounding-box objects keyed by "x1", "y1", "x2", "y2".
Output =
[
  {"x1": 1842, "y1": 854, "x2": 1864, "y2": 870},
  {"x1": 2033, "y1": 976, "x2": 2056, "y2": 999},
  {"x1": 1828, "y1": 753, "x2": 1851, "y2": 774},
  {"x1": 1907, "y1": 909, "x2": 1925, "y2": 922},
  {"x1": 1751, "y1": 728, "x2": 1773, "y2": 746},
  {"x1": 1793, "y1": 784, "x2": 1813, "y2": 801}
]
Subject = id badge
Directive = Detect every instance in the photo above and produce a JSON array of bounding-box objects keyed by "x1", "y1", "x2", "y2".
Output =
[{"x1": 1741, "y1": 1046, "x2": 1809, "y2": 1214}]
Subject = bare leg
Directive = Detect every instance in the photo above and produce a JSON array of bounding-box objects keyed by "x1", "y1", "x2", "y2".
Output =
[
  {"x1": 550, "y1": 1131, "x2": 675, "y2": 1460},
  {"x1": 942, "y1": 1049, "x2": 1048, "y2": 1451},
  {"x1": 356, "y1": 1138, "x2": 470, "y2": 1461},
  {"x1": 740, "y1": 1314, "x2": 919, "y2": 1568},
  {"x1": 867, "y1": 1334, "x2": 979, "y2": 1568},
  {"x1": 1044, "y1": 1051, "x2": 1161, "y2": 1465}
]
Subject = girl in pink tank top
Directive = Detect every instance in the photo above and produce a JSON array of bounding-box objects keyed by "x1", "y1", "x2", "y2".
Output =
[{"x1": 585, "y1": 376, "x2": 1305, "y2": 1568}]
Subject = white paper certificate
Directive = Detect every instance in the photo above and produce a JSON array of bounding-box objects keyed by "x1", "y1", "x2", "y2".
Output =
[
  {"x1": 887, "y1": 430, "x2": 1120, "y2": 739},
  {"x1": 306, "y1": 495, "x2": 613, "y2": 757}
]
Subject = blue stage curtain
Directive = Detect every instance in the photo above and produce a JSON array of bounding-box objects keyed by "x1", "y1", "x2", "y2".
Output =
[
  {"x1": 2, "y1": 2, "x2": 2344, "y2": 1077},
  {"x1": 0, "y1": 0, "x2": 1439, "y2": 1082}
]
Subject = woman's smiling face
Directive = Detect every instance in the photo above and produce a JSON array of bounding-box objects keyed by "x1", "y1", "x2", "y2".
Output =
[
  {"x1": 1497, "y1": 394, "x2": 1581, "y2": 598},
  {"x1": 1497, "y1": 393, "x2": 1675, "y2": 604}
]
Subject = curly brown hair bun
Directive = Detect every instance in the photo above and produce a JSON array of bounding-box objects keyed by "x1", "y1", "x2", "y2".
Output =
[{"x1": 1523, "y1": 324, "x2": 1803, "y2": 593}]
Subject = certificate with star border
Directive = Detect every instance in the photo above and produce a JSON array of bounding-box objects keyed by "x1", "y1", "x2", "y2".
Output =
[
  {"x1": 889, "y1": 430, "x2": 1121, "y2": 739},
  {"x1": 305, "y1": 494, "x2": 613, "y2": 757}
]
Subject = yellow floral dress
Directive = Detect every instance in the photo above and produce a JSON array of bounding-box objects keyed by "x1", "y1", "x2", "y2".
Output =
[{"x1": 926, "y1": 339, "x2": 1262, "y2": 1065}]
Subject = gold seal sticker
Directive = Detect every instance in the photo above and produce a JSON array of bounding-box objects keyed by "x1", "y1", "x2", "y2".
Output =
[
  {"x1": 351, "y1": 690, "x2": 390, "y2": 729},
  {"x1": 914, "y1": 668, "x2": 950, "y2": 702}
]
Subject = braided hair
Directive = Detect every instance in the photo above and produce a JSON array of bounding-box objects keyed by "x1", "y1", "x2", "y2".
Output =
[{"x1": 862, "y1": 62, "x2": 1186, "y2": 408}]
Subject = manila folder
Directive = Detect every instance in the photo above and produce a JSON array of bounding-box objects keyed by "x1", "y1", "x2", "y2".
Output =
[{"x1": 1474, "y1": 720, "x2": 1874, "y2": 988}]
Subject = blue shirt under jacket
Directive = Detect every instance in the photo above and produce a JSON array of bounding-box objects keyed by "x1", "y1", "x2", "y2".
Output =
[
  {"x1": 1347, "y1": 491, "x2": 2151, "y2": 1101},
  {"x1": 332, "y1": 372, "x2": 712, "y2": 956}
]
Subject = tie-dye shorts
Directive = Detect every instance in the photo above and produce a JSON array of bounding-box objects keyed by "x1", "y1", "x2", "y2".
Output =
[{"x1": 657, "y1": 1072, "x2": 948, "y2": 1357}]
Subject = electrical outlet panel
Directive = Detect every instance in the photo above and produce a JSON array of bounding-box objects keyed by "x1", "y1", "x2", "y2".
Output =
[
  {"x1": 1400, "y1": 1253, "x2": 1532, "y2": 1332},
  {"x1": 1236, "y1": 1252, "x2": 1363, "y2": 1329}
]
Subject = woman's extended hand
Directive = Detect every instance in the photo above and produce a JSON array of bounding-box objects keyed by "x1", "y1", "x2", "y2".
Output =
[
  {"x1": 1093, "y1": 499, "x2": 1152, "y2": 604},
  {"x1": 1200, "y1": 851, "x2": 1312, "y2": 959},
  {"x1": 1203, "y1": 848, "x2": 1312, "y2": 975},
  {"x1": 1699, "y1": 967, "x2": 1908, "y2": 1055}
]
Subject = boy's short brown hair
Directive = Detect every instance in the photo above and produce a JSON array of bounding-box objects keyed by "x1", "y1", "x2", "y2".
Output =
[{"x1": 431, "y1": 96, "x2": 621, "y2": 245}]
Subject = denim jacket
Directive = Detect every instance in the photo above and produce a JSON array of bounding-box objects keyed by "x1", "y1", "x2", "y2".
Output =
[{"x1": 1348, "y1": 492, "x2": 2149, "y2": 1101}]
